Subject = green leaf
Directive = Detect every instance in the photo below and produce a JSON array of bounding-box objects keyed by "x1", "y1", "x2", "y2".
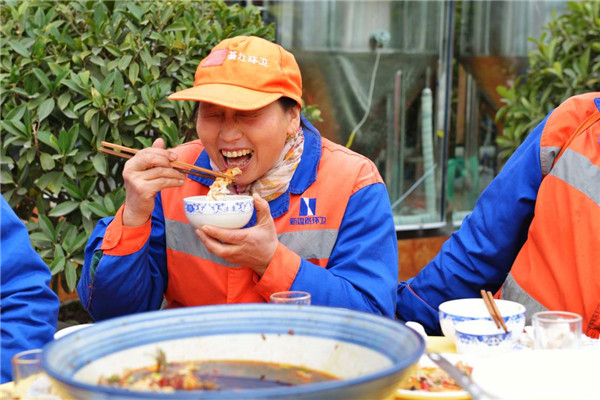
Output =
[
  {"x1": 579, "y1": 47, "x2": 590, "y2": 75},
  {"x1": 57, "y1": 92, "x2": 71, "y2": 110},
  {"x1": 141, "y1": 85, "x2": 152, "y2": 106},
  {"x1": 29, "y1": 232, "x2": 53, "y2": 245},
  {"x1": 87, "y1": 201, "x2": 110, "y2": 218},
  {"x1": 58, "y1": 126, "x2": 77, "y2": 153},
  {"x1": 49, "y1": 256, "x2": 66, "y2": 275},
  {"x1": 46, "y1": 172, "x2": 65, "y2": 195},
  {"x1": 84, "y1": 109, "x2": 99, "y2": 126},
  {"x1": 49, "y1": 201, "x2": 80, "y2": 217},
  {"x1": 36, "y1": 171, "x2": 63, "y2": 192},
  {"x1": 79, "y1": 201, "x2": 92, "y2": 219},
  {"x1": 91, "y1": 87, "x2": 104, "y2": 107},
  {"x1": 64, "y1": 261, "x2": 78, "y2": 292},
  {"x1": 113, "y1": 71, "x2": 125, "y2": 99},
  {"x1": 0, "y1": 170, "x2": 15, "y2": 185},
  {"x1": 92, "y1": 153, "x2": 107, "y2": 175},
  {"x1": 552, "y1": 61, "x2": 563, "y2": 79},
  {"x1": 38, "y1": 215, "x2": 56, "y2": 241},
  {"x1": 5, "y1": 104, "x2": 27, "y2": 121},
  {"x1": 140, "y1": 48, "x2": 153, "y2": 69},
  {"x1": 64, "y1": 164, "x2": 77, "y2": 180},
  {"x1": 128, "y1": 62, "x2": 139, "y2": 85},
  {"x1": 93, "y1": 1, "x2": 108, "y2": 29},
  {"x1": 32, "y1": 68, "x2": 52, "y2": 90},
  {"x1": 40, "y1": 153, "x2": 56, "y2": 170},
  {"x1": 62, "y1": 107, "x2": 78, "y2": 119},
  {"x1": 0, "y1": 121, "x2": 26, "y2": 136},
  {"x1": 53, "y1": 70, "x2": 70, "y2": 90},
  {"x1": 126, "y1": 2, "x2": 144, "y2": 21},
  {"x1": 9, "y1": 40, "x2": 30, "y2": 58},
  {"x1": 74, "y1": 99, "x2": 93, "y2": 112},
  {"x1": 100, "y1": 72, "x2": 115, "y2": 94},
  {"x1": 78, "y1": 70, "x2": 90, "y2": 86},
  {"x1": 89, "y1": 55, "x2": 106, "y2": 68},
  {"x1": 164, "y1": 22, "x2": 186, "y2": 32},
  {"x1": 37, "y1": 98, "x2": 55, "y2": 122},
  {"x1": 72, "y1": 232, "x2": 89, "y2": 252},
  {"x1": 103, "y1": 196, "x2": 116, "y2": 214},
  {"x1": 118, "y1": 54, "x2": 133, "y2": 70}
]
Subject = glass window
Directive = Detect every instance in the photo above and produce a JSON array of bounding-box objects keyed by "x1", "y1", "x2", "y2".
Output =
[
  {"x1": 266, "y1": 0, "x2": 454, "y2": 231},
  {"x1": 262, "y1": 0, "x2": 569, "y2": 231}
]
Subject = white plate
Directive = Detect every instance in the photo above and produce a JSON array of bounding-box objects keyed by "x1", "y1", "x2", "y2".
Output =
[
  {"x1": 396, "y1": 353, "x2": 475, "y2": 399},
  {"x1": 472, "y1": 348, "x2": 600, "y2": 400},
  {"x1": 54, "y1": 323, "x2": 92, "y2": 340}
]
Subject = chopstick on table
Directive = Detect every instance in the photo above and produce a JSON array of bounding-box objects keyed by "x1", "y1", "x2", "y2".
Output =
[
  {"x1": 98, "y1": 141, "x2": 231, "y2": 181},
  {"x1": 480, "y1": 289, "x2": 509, "y2": 334}
]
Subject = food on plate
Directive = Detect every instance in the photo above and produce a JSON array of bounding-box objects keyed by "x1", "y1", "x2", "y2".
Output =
[
  {"x1": 398, "y1": 361, "x2": 472, "y2": 392},
  {"x1": 98, "y1": 349, "x2": 337, "y2": 392},
  {"x1": 206, "y1": 167, "x2": 242, "y2": 201}
]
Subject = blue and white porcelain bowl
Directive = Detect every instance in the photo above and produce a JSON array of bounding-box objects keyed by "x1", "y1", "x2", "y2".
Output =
[
  {"x1": 454, "y1": 320, "x2": 513, "y2": 356},
  {"x1": 183, "y1": 195, "x2": 254, "y2": 229},
  {"x1": 439, "y1": 298, "x2": 526, "y2": 343},
  {"x1": 42, "y1": 304, "x2": 424, "y2": 400}
]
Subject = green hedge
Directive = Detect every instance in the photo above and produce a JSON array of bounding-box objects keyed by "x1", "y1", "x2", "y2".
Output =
[
  {"x1": 495, "y1": 1, "x2": 600, "y2": 161},
  {"x1": 0, "y1": 0, "x2": 274, "y2": 293}
]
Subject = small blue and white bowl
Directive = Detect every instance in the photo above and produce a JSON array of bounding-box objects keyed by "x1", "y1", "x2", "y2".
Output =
[
  {"x1": 454, "y1": 320, "x2": 513, "y2": 356},
  {"x1": 439, "y1": 298, "x2": 525, "y2": 343},
  {"x1": 183, "y1": 195, "x2": 254, "y2": 229}
]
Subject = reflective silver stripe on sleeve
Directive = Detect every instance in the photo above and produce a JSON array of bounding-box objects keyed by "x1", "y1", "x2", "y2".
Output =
[
  {"x1": 165, "y1": 219, "x2": 338, "y2": 266},
  {"x1": 540, "y1": 145, "x2": 561, "y2": 176},
  {"x1": 550, "y1": 148, "x2": 600, "y2": 206},
  {"x1": 502, "y1": 273, "x2": 548, "y2": 325}
]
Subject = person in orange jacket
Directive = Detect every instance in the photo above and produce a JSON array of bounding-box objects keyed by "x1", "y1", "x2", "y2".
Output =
[
  {"x1": 78, "y1": 36, "x2": 398, "y2": 320},
  {"x1": 397, "y1": 92, "x2": 600, "y2": 339}
]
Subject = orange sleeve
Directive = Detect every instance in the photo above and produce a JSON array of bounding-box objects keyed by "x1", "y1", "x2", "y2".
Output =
[
  {"x1": 254, "y1": 242, "x2": 301, "y2": 301},
  {"x1": 100, "y1": 205, "x2": 152, "y2": 256}
]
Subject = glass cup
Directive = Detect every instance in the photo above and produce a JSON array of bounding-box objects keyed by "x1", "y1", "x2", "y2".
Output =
[
  {"x1": 11, "y1": 349, "x2": 55, "y2": 399},
  {"x1": 532, "y1": 311, "x2": 582, "y2": 350},
  {"x1": 270, "y1": 291, "x2": 311, "y2": 305}
]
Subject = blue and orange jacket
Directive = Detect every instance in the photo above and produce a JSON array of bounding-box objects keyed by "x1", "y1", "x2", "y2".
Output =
[
  {"x1": 397, "y1": 93, "x2": 600, "y2": 338},
  {"x1": 78, "y1": 117, "x2": 398, "y2": 320},
  {"x1": 1, "y1": 197, "x2": 59, "y2": 383}
]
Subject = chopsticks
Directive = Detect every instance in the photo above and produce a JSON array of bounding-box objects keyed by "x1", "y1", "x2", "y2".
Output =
[
  {"x1": 480, "y1": 290, "x2": 509, "y2": 334},
  {"x1": 98, "y1": 141, "x2": 231, "y2": 181}
]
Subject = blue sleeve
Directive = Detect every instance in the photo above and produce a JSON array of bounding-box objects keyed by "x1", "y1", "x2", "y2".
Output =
[
  {"x1": 77, "y1": 195, "x2": 169, "y2": 321},
  {"x1": 290, "y1": 183, "x2": 398, "y2": 318},
  {"x1": 396, "y1": 114, "x2": 550, "y2": 334},
  {"x1": 1, "y1": 197, "x2": 59, "y2": 383}
]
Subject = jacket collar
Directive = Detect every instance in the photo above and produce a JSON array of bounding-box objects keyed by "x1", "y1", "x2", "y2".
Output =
[{"x1": 189, "y1": 116, "x2": 321, "y2": 218}]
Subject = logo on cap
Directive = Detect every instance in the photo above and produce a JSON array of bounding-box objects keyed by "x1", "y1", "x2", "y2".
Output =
[
  {"x1": 202, "y1": 48, "x2": 269, "y2": 68},
  {"x1": 202, "y1": 49, "x2": 228, "y2": 67}
]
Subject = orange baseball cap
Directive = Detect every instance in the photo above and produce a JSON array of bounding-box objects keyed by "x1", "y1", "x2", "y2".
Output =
[{"x1": 168, "y1": 36, "x2": 302, "y2": 110}]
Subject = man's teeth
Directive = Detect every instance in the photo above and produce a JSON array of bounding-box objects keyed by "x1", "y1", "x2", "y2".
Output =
[{"x1": 222, "y1": 149, "x2": 252, "y2": 158}]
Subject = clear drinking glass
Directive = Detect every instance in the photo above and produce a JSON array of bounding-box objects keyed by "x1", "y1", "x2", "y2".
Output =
[
  {"x1": 11, "y1": 349, "x2": 55, "y2": 399},
  {"x1": 532, "y1": 311, "x2": 582, "y2": 349},
  {"x1": 269, "y1": 291, "x2": 311, "y2": 305}
]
